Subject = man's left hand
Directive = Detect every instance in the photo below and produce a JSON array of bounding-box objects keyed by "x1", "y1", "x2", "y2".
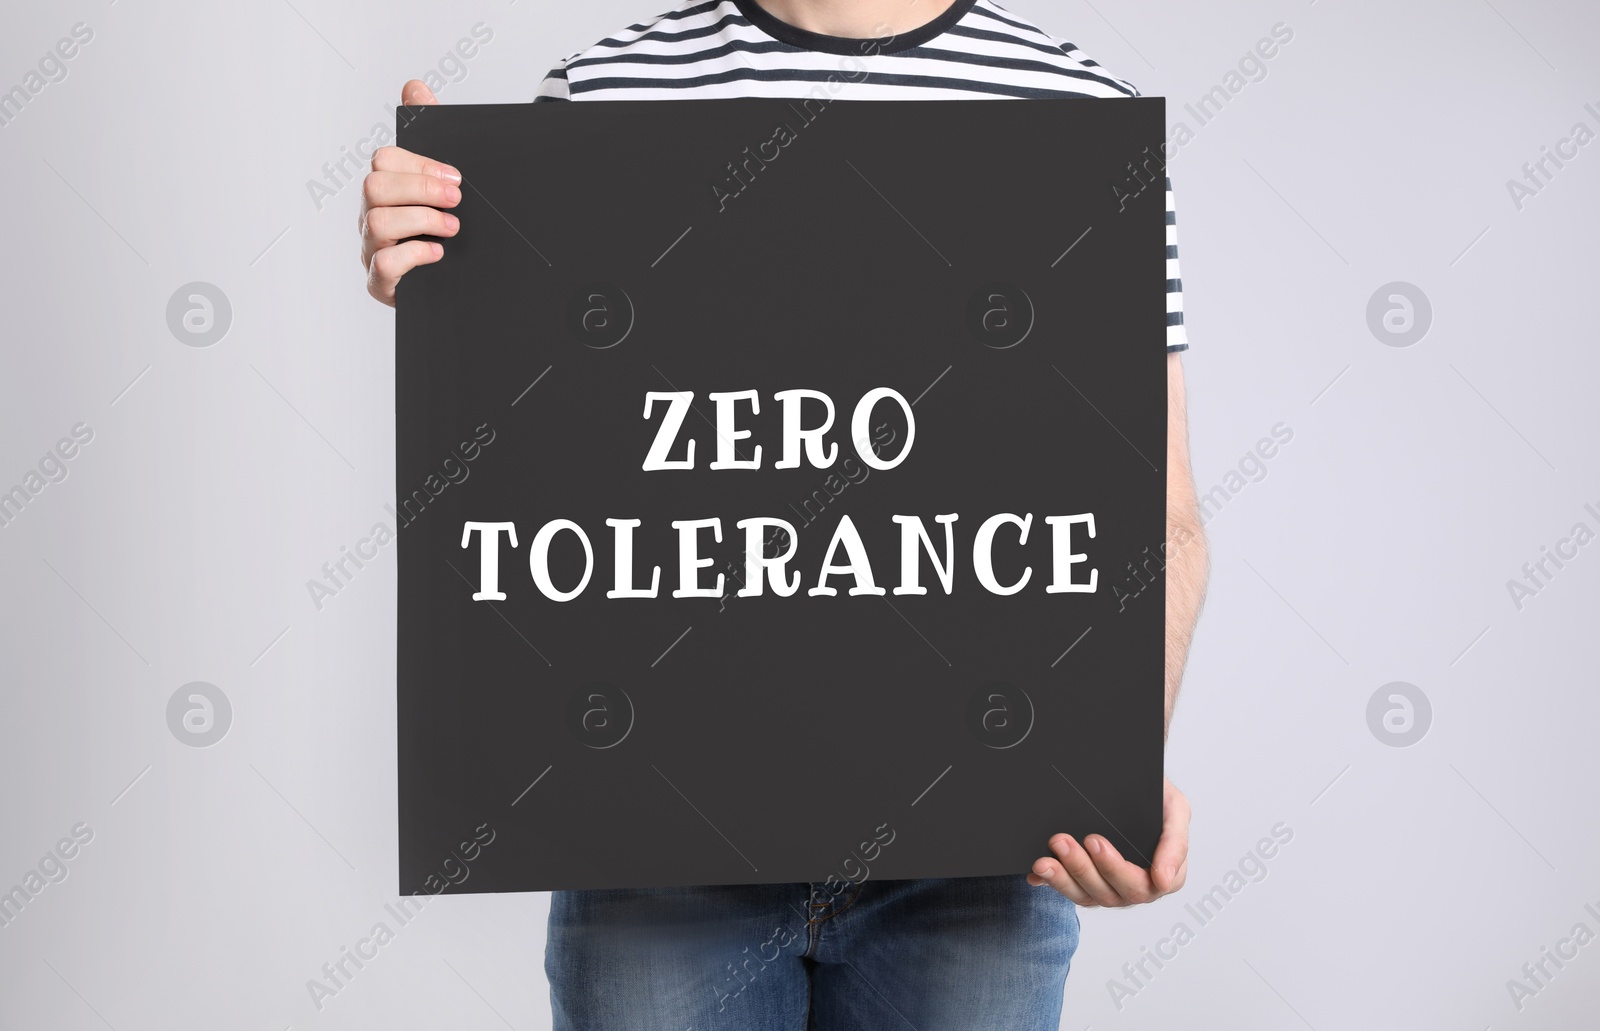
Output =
[{"x1": 1027, "y1": 777, "x2": 1189, "y2": 907}]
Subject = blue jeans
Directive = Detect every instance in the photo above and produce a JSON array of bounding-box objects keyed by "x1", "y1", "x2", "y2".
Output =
[{"x1": 547, "y1": 875, "x2": 1079, "y2": 1030}]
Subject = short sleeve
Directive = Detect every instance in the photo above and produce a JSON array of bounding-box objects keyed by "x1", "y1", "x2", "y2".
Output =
[
  {"x1": 535, "y1": 58, "x2": 572, "y2": 102},
  {"x1": 1107, "y1": 81, "x2": 1184, "y2": 352},
  {"x1": 1166, "y1": 177, "x2": 1187, "y2": 353}
]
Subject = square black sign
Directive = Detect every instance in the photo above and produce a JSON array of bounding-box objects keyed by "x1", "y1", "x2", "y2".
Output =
[{"x1": 396, "y1": 98, "x2": 1167, "y2": 893}]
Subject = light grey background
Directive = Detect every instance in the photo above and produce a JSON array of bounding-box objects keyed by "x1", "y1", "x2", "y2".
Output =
[{"x1": 1, "y1": 0, "x2": 1596, "y2": 1027}]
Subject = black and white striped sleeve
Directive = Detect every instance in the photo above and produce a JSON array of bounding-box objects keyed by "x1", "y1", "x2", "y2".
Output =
[
  {"x1": 1055, "y1": 45, "x2": 1185, "y2": 353},
  {"x1": 535, "y1": 58, "x2": 572, "y2": 102},
  {"x1": 1166, "y1": 177, "x2": 1187, "y2": 353}
]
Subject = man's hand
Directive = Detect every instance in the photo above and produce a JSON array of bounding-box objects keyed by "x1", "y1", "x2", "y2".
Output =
[
  {"x1": 1027, "y1": 778, "x2": 1190, "y2": 906},
  {"x1": 359, "y1": 80, "x2": 463, "y2": 306}
]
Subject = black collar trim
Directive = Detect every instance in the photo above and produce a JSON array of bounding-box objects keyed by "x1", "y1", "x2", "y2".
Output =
[{"x1": 731, "y1": 0, "x2": 979, "y2": 56}]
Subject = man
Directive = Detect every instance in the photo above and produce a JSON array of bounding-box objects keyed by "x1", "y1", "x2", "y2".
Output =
[{"x1": 359, "y1": 2, "x2": 1209, "y2": 1027}]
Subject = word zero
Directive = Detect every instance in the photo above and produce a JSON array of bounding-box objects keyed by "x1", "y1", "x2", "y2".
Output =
[{"x1": 641, "y1": 387, "x2": 913, "y2": 471}]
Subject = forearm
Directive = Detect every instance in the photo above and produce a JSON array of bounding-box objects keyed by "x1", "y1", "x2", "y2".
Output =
[{"x1": 1163, "y1": 353, "x2": 1209, "y2": 737}]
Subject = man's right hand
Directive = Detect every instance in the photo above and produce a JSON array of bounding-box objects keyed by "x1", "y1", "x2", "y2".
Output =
[{"x1": 360, "y1": 80, "x2": 463, "y2": 307}]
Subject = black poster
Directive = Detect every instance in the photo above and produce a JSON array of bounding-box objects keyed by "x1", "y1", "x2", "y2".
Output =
[{"x1": 396, "y1": 98, "x2": 1167, "y2": 893}]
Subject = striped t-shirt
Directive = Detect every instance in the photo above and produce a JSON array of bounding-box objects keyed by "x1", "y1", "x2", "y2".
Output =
[{"x1": 534, "y1": 0, "x2": 1187, "y2": 352}]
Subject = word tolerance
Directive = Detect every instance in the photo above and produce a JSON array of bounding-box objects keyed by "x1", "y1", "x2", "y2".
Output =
[{"x1": 460, "y1": 387, "x2": 1103, "y2": 602}]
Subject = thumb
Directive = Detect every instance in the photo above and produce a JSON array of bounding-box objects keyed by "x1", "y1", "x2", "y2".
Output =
[{"x1": 401, "y1": 79, "x2": 440, "y2": 106}]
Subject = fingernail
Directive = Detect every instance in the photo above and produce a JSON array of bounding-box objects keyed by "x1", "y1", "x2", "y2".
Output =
[
  {"x1": 1087, "y1": 837, "x2": 1102, "y2": 856},
  {"x1": 445, "y1": 184, "x2": 462, "y2": 204},
  {"x1": 429, "y1": 242, "x2": 443, "y2": 258},
  {"x1": 436, "y1": 165, "x2": 462, "y2": 184},
  {"x1": 444, "y1": 214, "x2": 460, "y2": 233}
]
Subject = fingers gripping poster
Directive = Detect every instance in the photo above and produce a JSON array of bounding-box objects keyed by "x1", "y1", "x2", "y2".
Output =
[{"x1": 396, "y1": 98, "x2": 1168, "y2": 892}]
